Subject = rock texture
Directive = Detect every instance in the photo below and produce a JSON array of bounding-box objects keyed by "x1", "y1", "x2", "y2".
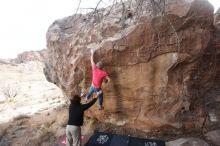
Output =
[
  {"x1": 205, "y1": 130, "x2": 220, "y2": 146},
  {"x1": 44, "y1": 0, "x2": 220, "y2": 132},
  {"x1": 166, "y1": 138, "x2": 210, "y2": 146},
  {"x1": 214, "y1": 8, "x2": 220, "y2": 24}
]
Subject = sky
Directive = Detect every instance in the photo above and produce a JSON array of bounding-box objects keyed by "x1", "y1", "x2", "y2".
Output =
[{"x1": 0, "y1": 0, "x2": 219, "y2": 59}]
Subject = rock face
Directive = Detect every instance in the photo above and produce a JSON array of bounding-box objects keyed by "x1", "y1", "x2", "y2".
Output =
[
  {"x1": 214, "y1": 8, "x2": 220, "y2": 24},
  {"x1": 12, "y1": 49, "x2": 47, "y2": 63},
  {"x1": 166, "y1": 138, "x2": 210, "y2": 146},
  {"x1": 44, "y1": 0, "x2": 220, "y2": 132},
  {"x1": 205, "y1": 130, "x2": 220, "y2": 146}
]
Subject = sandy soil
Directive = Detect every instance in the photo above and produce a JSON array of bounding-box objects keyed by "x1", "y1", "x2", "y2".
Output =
[
  {"x1": 0, "y1": 61, "x2": 65, "y2": 123},
  {"x1": 0, "y1": 61, "x2": 68, "y2": 146}
]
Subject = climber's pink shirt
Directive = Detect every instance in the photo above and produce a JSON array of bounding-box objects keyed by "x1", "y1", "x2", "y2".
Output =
[{"x1": 92, "y1": 64, "x2": 108, "y2": 88}]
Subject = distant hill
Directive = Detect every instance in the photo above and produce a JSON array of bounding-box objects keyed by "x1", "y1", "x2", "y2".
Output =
[
  {"x1": 0, "y1": 59, "x2": 17, "y2": 66},
  {"x1": 10, "y1": 49, "x2": 47, "y2": 63}
]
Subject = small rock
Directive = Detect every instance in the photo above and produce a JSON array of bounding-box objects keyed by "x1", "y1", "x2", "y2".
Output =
[
  {"x1": 205, "y1": 130, "x2": 220, "y2": 146},
  {"x1": 209, "y1": 112, "x2": 218, "y2": 122},
  {"x1": 166, "y1": 138, "x2": 210, "y2": 146},
  {"x1": 41, "y1": 124, "x2": 45, "y2": 128}
]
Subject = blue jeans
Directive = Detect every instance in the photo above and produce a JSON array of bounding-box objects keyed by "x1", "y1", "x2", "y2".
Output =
[{"x1": 86, "y1": 85, "x2": 103, "y2": 107}]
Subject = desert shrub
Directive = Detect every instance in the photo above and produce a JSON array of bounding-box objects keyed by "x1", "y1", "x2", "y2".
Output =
[{"x1": 1, "y1": 84, "x2": 19, "y2": 101}]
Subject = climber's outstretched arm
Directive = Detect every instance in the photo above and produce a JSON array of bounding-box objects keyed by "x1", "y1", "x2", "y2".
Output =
[{"x1": 90, "y1": 49, "x2": 95, "y2": 66}]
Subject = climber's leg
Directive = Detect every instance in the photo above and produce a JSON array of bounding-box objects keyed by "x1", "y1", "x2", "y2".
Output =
[
  {"x1": 96, "y1": 89, "x2": 104, "y2": 110},
  {"x1": 85, "y1": 86, "x2": 95, "y2": 101}
]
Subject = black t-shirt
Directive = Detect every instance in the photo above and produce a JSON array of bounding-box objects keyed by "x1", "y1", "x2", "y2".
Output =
[{"x1": 67, "y1": 98, "x2": 97, "y2": 126}]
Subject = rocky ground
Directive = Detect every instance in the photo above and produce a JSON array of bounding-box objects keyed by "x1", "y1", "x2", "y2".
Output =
[
  {"x1": 0, "y1": 106, "x2": 67, "y2": 146},
  {"x1": 0, "y1": 61, "x2": 65, "y2": 123},
  {"x1": 1, "y1": 108, "x2": 220, "y2": 146},
  {"x1": 0, "y1": 60, "x2": 67, "y2": 146}
]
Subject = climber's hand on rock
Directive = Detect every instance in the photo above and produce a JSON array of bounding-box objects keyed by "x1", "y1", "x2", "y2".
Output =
[{"x1": 91, "y1": 49, "x2": 95, "y2": 54}]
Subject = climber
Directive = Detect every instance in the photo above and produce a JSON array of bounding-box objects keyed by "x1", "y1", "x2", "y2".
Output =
[
  {"x1": 66, "y1": 92, "x2": 101, "y2": 146},
  {"x1": 85, "y1": 49, "x2": 110, "y2": 110}
]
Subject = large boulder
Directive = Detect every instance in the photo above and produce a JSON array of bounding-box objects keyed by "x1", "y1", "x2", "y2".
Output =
[{"x1": 44, "y1": 0, "x2": 220, "y2": 132}]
